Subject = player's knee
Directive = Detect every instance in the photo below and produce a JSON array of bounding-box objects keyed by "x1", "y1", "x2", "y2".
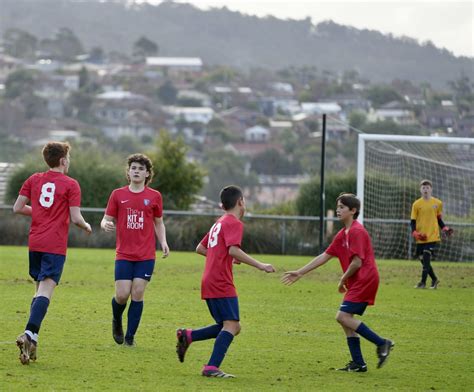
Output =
[
  {"x1": 131, "y1": 289, "x2": 145, "y2": 301},
  {"x1": 335, "y1": 312, "x2": 346, "y2": 325},
  {"x1": 223, "y1": 320, "x2": 241, "y2": 336},
  {"x1": 115, "y1": 292, "x2": 129, "y2": 304}
]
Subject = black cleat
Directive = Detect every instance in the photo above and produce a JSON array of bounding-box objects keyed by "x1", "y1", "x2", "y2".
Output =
[
  {"x1": 336, "y1": 361, "x2": 367, "y2": 372},
  {"x1": 414, "y1": 282, "x2": 426, "y2": 289},
  {"x1": 112, "y1": 319, "x2": 124, "y2": 344},
  {"x1": 376, "y1": 339, "x2": 395, "y2": 368},
  {"x1": 124, "y1": 336, "x2": 135, "y2": 347},
  {"x1": 430, "y1": 280, "x2": 440, "y2": 289},
  {"x1": 176, "y1": 328, "x2": 190, "y2": 363}
]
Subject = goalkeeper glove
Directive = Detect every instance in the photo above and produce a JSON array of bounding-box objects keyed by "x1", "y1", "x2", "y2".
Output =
[
  {"x1": 412, "y1": 231, "x2": 427, "y2": 241},
  {"x1": 442, "y1": 226, "x2": 453, "y2": 238}
]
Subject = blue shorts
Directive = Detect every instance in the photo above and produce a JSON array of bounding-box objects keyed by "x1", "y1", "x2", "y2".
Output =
[
  {"x1": 206, "y1": 297, "x2": 240, "y2": 323},
  {"x1": 29, "y1": 251, "x2": 66, "y2": 284},
  {"x1": 115, "y1": 260, "x2": 155, "y2": 281},
  {"x1": 339, "y1": 301, "x2": 368, "y2": 316}
]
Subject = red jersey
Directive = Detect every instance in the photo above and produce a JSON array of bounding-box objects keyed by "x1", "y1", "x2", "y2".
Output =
[
  {"x1": 325, "y1": 220, "x2": 379, "y2": 305},
  {"x1": 199, "y1": 214, "x2": 244, "y2": 299},
  {"x1": 19, "y1": 171, "x2": 81, "y2": 255},
  {"x1": 105, "y1": 186, "x2": 162, "y2": 261}
]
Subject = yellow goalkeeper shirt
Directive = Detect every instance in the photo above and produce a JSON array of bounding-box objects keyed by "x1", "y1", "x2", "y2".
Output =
[{"x1": 411, "y1": 197, "x2": 443, "y2": 243}]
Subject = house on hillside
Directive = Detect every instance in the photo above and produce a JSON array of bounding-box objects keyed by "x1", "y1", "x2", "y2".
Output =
[
  {"x1": 146, "y1": 57, "x2": 203, "y2": 75},
  {"x1": 244, "y1": 125, "x2": 270, "y2": 143},
  {"x1": 421, "y1": 108, "x2": 458, "y2": 131},
  {"x1": 368, "y1": 101, "x2": 417, "y2": 125},
  {"x1": 94, "y1": 91, "x2": 159, "y2": 140}
]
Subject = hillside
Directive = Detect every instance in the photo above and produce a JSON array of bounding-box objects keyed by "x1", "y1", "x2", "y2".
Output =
[{"x1": 0, "y1": 0, "x2": 472, "y2": 86}]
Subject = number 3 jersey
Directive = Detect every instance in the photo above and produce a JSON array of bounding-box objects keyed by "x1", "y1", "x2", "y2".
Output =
[
  {"x1": 19, "y1": 171, "x2": 82, "y2": 255},
  {"x1": 199, "y1": 214, "x2": 244, "y2": 299},
  {"x1": 105, "y1": 186, "x2": 163, "y2": 262}
]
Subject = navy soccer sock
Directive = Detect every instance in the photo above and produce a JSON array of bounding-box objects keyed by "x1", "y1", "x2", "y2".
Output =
[
  {"x1": 25, "y1": 296, "x2": 50, "y2": 335},
  {"x1": 355, "y1": 322, "x2": 385, "y2": 346},
  {"x1": 191, "y1": 323, "x2": 223, "y2": 342},
  {"x1": 112, "y1": 297, "x2": 127, "y2": 322},
  {"x1": 208, "y1": 330, "x2": 234, "y2": 368},
  {"x1": 125, "y1": 300, "x2": 143, "y2": 339},
  {"x1": 347, "y1": 337, "x2": 365, "y2": 365}
]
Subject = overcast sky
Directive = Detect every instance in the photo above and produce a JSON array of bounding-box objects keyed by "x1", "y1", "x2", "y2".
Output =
[{"x1": 138, "y1": 0, "x2": 473, "y2": 57}]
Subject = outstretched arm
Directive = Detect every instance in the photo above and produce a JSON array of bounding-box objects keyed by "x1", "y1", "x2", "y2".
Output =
[
  {"x1": 70, "y1": 207, "x2": 92, "y2": 234},
  {"x1": 229, "y1": 246, "x2": 275, "y2": 273},
  {"x1": 13, "y1": 195, "x2": 32, "y2": 216},
  {"x1": 281, "y1": 252, "x2": 332, "y2": 285}
]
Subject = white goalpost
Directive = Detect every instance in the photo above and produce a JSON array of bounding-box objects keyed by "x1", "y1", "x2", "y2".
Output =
[{"x1": 357, "y1": 134, "x2": 474, "y2": 261}]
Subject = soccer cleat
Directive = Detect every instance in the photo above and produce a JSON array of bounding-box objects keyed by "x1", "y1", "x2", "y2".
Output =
[
  {"x1": 16, "y1": 334, "x2": 33, "y2": 365},
  {"x1": 201, "y1": 365, "x2": 235, "y2": 378},
  {"x1": 112, "y1": 319, "x2": 124, "y2": 344},
  {"x1": 336, "y1": 361, "x2": 367, "y2": 372},
  {"x1": 29, "y1": 341, "x2": 37, "y2": 362},
  {"x1": 176, "y1": 329, "x2": 191, "y2": 363},
  {"x1": 376, "y1": 339, "x2": 395, "y2": 368},
  {"x1": 124, "y1": 336, "x2": 136, "y2": 347},
  {"x1": 414, "y1": 282, "x2": 426, "y2": 289},
  {"x1": 430, "y1": 280, "x2": 440, "y2": 289}
]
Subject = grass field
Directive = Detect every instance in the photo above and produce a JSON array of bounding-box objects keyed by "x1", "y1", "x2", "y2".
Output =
[{"x1": 0, "y1": 246, "x2": 473, "y2": 391}]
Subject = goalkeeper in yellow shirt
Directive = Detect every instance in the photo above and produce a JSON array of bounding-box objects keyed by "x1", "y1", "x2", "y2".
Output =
[{"x1": 411, "y1": 179, "x2": 453, "y2": 289}]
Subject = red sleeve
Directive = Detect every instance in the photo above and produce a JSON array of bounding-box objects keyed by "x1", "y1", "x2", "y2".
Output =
[
  {"x1": 348, "y1": 229, "x2": 367, "y2": 261},
  {"x1": 200, "y1": 232, "x2": 210, "y2": 248},
  {"x1": 105, "y1": 191, "x2": 118, "y2": 218},
  {"x1": 153, "y1": 193, "x2": 163, "y2": 218},
  {"x1": 325, "y1": 235, "x2": 340, "y2": 257},
  {"x1": 19, "y1": 175, "x2": 32, "y2": 199},
  {"x1": 223, "y1": 220, "x2": 243, "y2": 248},
  {"x1": 68, "y1": 180, "x2": 81, "y2": 207}
]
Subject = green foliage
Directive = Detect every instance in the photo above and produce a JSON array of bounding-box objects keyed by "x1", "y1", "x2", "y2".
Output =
[
  {"x1": 6, "y1": 145, "x2": 123, "y2": 207},
  {"x1": 133, "y1": 35, "x2": 159, "y2": 58},
  {"x1": 296, "y1": 173, "x2": 356, "y2": 216},
  {"x1": 3, "y1": 28, "x2": 37, "y2": 59},
  {"x1": 157, "y1": 80, "x2": 177, "y2": 105},
  {"x1": 39, "y1": 27, "x2": 84, "y2": 61},
  {"x1": 203, "y1": 149, "x2": 258, "y2": 201},
  {"x1": 149, "y1": 132, "x2": 204, "y2": 210},
  {"x1": 4, "y1": 69, "x2": 35, "y2": 99},
  {"x1": 360, "y1": 120, "x2": 425, "y2": 135},
  {"x1": 0, "y1": 247, "x2": 473, "y2": 390},
  {"x1": 348, "y1": 110, "x2": 367, "y2": 130},
  {"x1": 251, "y1": 149, "x2": 301, "y2": 175},
  {"x1": 365, "y1": 85, "x2": 404, "y2": 107}
]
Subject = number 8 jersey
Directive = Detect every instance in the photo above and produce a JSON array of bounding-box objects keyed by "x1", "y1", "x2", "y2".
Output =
[{"x1": 19, "y1": 171, "x2": 81, "y2": 255}]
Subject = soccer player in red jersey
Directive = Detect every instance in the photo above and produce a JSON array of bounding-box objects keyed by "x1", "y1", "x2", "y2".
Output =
[
  {"x1": 282, "y1": 193, "x2": 394, "y2": 372},
  {"x1": 101, "y1": 153, "x2": 169, "y2": 347},
  {"x1": 176, "y1": 185, "x2": 275, "y2": 378},
  {"x1": 13, "y1": 141, "x2": 92, "y2": 365}
]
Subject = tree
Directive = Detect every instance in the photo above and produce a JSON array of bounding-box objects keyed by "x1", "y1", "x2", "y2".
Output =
[
  {"x1": 4, "y1": 69, "x2": 35, "y2": 99},
  {"x1": 365, "y1": 85, "x2": 403, "y2": 107},
  {"x1": 6, "y1": 145, "x2": 123, "y2": 207},
  {"x1": 157, "y1": 80, "x2": 177, "y2": 105},
  {"x1": 133, "y1": 36, "x2": 159, "y2": 59},
  {"x1": 149, "y1": 132, "x2": 204, "y2": 210},
  {"x1": 3, "y1": 28, "x2": 37, "y2": 60},
  {"x1": 296, "y1": 173, "x2": 356, "y2": 216},
  {"x1": 203, "y1": 149, "x2": 258, "y2": 201},
  {"x1": 251, "y1": 149, "x2": 301, "y2": 175},
  {"x1": 40, "y1": 27, "x2": 84, "y2": 61}
]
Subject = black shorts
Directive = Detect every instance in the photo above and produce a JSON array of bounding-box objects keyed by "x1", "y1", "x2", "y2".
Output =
[{"x1": 415, "y1": 242, "x2": 438, "y2": 258}]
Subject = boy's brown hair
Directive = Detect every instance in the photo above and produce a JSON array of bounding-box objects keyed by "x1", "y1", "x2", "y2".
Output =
[
  {"x1": 419, "y1": 179, "x2": 432, "y2": 187},
  {"x1": 42, "y1": 142, "x2": 70, "y2": 168},
  {"x1": 126, "y1": 153, "x2": 154, "y2": 185},
  {"x1": 336, "y1": 193, "x2": 361, "y2": 219}
]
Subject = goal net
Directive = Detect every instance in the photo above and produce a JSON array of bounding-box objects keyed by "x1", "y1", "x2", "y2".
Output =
[{"x1": 357, "y1": 134, "x2": 474, "y2": 262}]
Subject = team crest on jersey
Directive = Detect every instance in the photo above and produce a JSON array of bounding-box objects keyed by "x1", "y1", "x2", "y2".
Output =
[{"x1": 144, "y1": 199, "x2": 150, "y2": 206}]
